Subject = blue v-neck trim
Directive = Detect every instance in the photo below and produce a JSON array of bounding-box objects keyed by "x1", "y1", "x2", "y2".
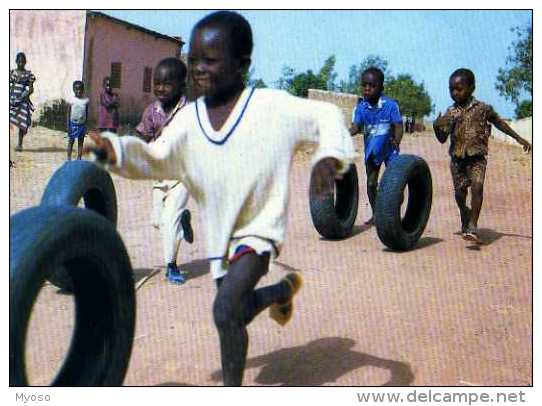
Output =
[{"x1": 196, "y1": 87, "x2": 256, "y2": 145}]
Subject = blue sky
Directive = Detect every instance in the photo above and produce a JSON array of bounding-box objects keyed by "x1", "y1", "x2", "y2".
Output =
[{"x1": 101, "y1": 10, "x2": 532, "y2": 119}]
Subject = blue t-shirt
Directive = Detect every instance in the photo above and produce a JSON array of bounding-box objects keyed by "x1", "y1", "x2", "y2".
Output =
[{"x1": 353, "y1": 95, "x2": 403, "y2": 166}]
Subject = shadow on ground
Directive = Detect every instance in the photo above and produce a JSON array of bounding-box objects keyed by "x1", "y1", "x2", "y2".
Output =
[
  {"x1": 210, "y1": 337, "x2": 414, "y2": 386},
  {"x1": 183, "y1": 258, "x2": 210, "y2": 280},
  {"x1": 452, "y1": 228, "x2": 532, "y2": 251},
  {"x1": 318, "y1": 223, "x2": 373, "y2": 242},
  {"x1": 17, "y1": 147, "x2": 66, "y2": 153},
  {"x1": 382, "y1": 236, "x2": 444, "y2": 253}
]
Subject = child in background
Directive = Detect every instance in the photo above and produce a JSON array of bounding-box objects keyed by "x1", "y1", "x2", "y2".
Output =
[
  {"x1": 66, "y1": 80, "x2": 89, "y2": 160},
  {"x1": 350, "y1": 67, "x2": 403, "y2": 225},
  {"x1": 10, "y1": 52, "x2": 36, "y2": 152},
  {"x1": 433, "y1": 68, "x2": 531, "y2": 243},
  {"x1": 135, "y1": 57, "x2": 193, "y2": 285},
  {"x1": 98, "y1": 76, "x2": 119, "y2": 133},
  {"x1": 87, "y1": 11, "x2": 356, "y2": 386}
]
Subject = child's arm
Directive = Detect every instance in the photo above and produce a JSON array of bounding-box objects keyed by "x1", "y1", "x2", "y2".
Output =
[
  {"x1": 349, "y1": 123, "x2": 361, "y2": 136},
  {"x1": 433, "y1": 112, "x2": 453, "y2": 144},
  {"x1": 390, "y1": 101, "x2": 403, "y2": 149},
  {"x1": 490, "y1": 115, "x2": 531, "y2": 152},
  {"x1": 391, "y1": 123, "x2": 404, "y2": 149},
  {"x1": 66, "y1": 104, "x2": 71, "y2": 135},
  {"x1": 85, "y1": 117, "x2": 186, "y2": 181}
]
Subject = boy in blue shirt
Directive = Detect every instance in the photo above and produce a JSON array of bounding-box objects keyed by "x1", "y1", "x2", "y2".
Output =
[{"x1": 350, "y1": 67, "x2": 403, "y2": 224}]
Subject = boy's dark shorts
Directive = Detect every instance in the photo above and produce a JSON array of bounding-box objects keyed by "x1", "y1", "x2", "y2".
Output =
[{"x1": 450, "y1": 155, "x2": 487, "y2": 191}]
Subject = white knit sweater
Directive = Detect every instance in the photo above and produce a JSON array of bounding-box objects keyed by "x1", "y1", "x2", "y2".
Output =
[{"x1": 103, "y1": 88, "x2": 357, "y2": 278}]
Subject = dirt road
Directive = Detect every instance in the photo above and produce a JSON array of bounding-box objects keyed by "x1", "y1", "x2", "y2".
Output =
[{"x1": 9, "y1": 127, "x2": 532, "y2": 386}]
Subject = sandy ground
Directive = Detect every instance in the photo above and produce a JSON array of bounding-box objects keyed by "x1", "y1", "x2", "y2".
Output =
[{"x1": 9, "y1": 126, "x2": 532, "y2": 386}]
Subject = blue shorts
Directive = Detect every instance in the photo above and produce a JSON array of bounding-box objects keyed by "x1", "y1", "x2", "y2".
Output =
[
  {"x1": 68, "y1": 121, "x2": 86, "y2": 140},
  {"x1": 364, "y1": 135, "x2": 399, "y2": 167}
]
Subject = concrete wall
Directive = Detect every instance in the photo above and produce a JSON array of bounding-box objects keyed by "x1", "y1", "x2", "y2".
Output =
[
  {"x1": 85, "y1": 14, "x2": 181, "y2": 125},
  {"x1": 491, "y1": 117, "x2": 532, "y2": 146},
  {"x1": 308, "y1": 89, "x2": 359, "y2": 127},
  {"x1": 9, "y1": 10, "x2": 86, "y2": 125}
]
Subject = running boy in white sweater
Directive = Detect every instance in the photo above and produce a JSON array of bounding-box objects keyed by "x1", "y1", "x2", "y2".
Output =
[{"x1": 88, "y1": 11, "x2": 356, "y2": 386}]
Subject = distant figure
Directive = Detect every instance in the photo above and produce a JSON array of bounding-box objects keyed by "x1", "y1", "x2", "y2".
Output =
[
  {"x1": 350, "y1": 67, "x2": 403, "y2": 225},
  {"x1": 433, "y1": 68, "x2": 531, "y2": 243},
  {"x1": 98, "y1": 76, "x2": 119, "y2": 133},
  {"x1": 10, "y1": 52, "x2": 36, "y2": 152},
  {"x1": 404, "y1": 116, "x2": 411, "y2": 133},
  {"x1": 134, "y1": 57, "x2": 194, "y2": 285},
  {"x1": 66, "y1": 80, "x2": 89, "y2": 160}
]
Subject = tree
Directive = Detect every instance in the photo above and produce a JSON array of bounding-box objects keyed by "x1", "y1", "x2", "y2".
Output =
[
  {"x1": 515, "y1": 100, "x2": 532, "y2": 119},
  {"x1": 338, "y1": 55, "x2": 390, "y2": 94},
  {"x1": 495, "y1": 24, "x2": 532, "y2": 118},
  {"x1": 243, "y1": 67, "x2": 267, "y2": 88},
  {"x1": 276, "y1": 55, "x2": 338, "y2": 97},
  {"x1": 385, "y1": 74, "x2": 433, "y2": 119}
]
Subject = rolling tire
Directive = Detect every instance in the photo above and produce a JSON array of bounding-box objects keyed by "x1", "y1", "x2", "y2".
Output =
[
  {"x1": 41, "y1": 160, "x2": 117, "y2": 290},
  {"x1": 10, "y1": 206, "x2": 135, "y2": 386},
  {"x1": 375, "y1": 154, "x2": 432, "y2": 251},
  {"x1": 309, "y1": 164, "x2": 359, "y2": 239},
  {"x1": 41, "y1": 160, "x2": 117, "y2": 225}
]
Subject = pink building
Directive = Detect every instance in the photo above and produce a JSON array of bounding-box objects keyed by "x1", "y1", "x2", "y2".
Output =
[{"x1": 9, "y1": 10, "x2": 184, "y2": 127}]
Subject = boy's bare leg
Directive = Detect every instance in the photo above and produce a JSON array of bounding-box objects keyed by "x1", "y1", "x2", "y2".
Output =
[
  {"x1": 365, "y1": 161, "x2": 380, "y2": 224},
  {"x1": 16, "y1": 129, "x2": 25, "y2": 151},
  {"x1": 469, "y1": 181, "x2": 484, "y2": 231},
  {"x1": 76, "y1": 136, "x2": 84, "y2": 160},
  {"x1": 67, "y1": 139, "x2": 74, "y2": 160},
  {"x1": 454, "y1": 187, "x2": 470, "y2": 233},
  {"x1": 213, "y1": 252, "x2": 292, "y2": 386}
]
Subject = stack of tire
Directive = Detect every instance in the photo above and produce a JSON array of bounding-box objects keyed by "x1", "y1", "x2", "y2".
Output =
[
  {"x1": 309, "y1": 155, "x2": 433, "y2": 251},
  {"x1": 9, "y1": 161, "x2": 135, "y2": 386}
]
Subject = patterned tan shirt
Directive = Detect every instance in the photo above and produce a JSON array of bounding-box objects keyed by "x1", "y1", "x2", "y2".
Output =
[{"x1": 438, "y1": 98, "x2": 501, "y2": 158}]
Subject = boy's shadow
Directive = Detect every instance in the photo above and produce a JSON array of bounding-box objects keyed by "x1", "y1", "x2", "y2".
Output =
[
  {"x1": 19, "y1": 147, "x2": 66, "y2": 153},
  {"x1": 182, "y1": 258, "x2": 211, "y2": 280},
  {"x1": 455, "y1": 228, "x2": 532, "y2": 250},
  {"x1": 383, "y1": 236, "x2": 444, "y2": 253},
  {"x1": 319, "y1": 223, "x2": 373, "y2": 241},
  {"x1": 210, "y1": 337, "x2": 414, "y2": 386}
]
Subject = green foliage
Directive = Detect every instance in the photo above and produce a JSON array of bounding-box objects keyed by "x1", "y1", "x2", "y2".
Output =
[
  {"x1": 275, "y1": 53, "x2": 433, "y2": 118},
  {"x1": 243, "y1": 68, "x2": 268, "y2": 88},
  {"x1": 495, "y1": 24, "x2": 532, "y2": 118},
  {"x1": 338, "y1": 55, "x2": 390, "y2": 94},
  {"x1": 515, "y1": 100, "x2": 532, "y2": 119},
  {"x1": 277, "y1": 55, "x2": 337, "y2": 97},
  {"x1": 385, "y1": 74, "x2": 434, "y2": 119}
]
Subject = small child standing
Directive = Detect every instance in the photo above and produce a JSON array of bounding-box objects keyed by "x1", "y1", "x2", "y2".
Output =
[
  {"x1": 134, "y1": 57, "x2": 193, "y2": 285},
  {"x1": 98, "y1": 76, "x2": 120, "y2": 133},
  {"x1": 350, "y1": 67, "x2": 403, "y2": 225},
  {"x1": 10, "y1": 52, "x2": 36, "y2": 152},
  {"x1": 433, "y1": 68, "x2": 531, "y2": 243},
  {"x1": 66, "y1": 80, "x2": 89, "y2": 160},
  {"x1": 87, "y1": 11, "x2": 356, "y2": 386}
]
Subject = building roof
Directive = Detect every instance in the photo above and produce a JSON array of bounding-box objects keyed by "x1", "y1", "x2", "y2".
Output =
[{"x1": 87, "y1": 11, "x2": 184, "y2": 47}]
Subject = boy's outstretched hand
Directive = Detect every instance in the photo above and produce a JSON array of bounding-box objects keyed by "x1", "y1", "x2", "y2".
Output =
[
  {"x1": 84, "y1": 130, "x2": 117, "y2": 164},
  {"x1": 311, "y1": 157, "x2": 343, "y2": 199},
  {"x1": 517, "y1": 138, "x2": 532, "y2": 153}
]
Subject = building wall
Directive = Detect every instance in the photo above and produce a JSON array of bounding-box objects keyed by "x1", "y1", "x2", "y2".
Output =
[
  {"x1": 9, "y1": 10, "x2": 86, "y2": 125},
  {"x1": 492, "y1": 117, "x2": 532, "y2": 146},
  {"x1": 85, "y1": 14, "x2": 181, "y2": 126},
  {"x1": 308, "y1": 89, "x2": 359, "y2": 127}
]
